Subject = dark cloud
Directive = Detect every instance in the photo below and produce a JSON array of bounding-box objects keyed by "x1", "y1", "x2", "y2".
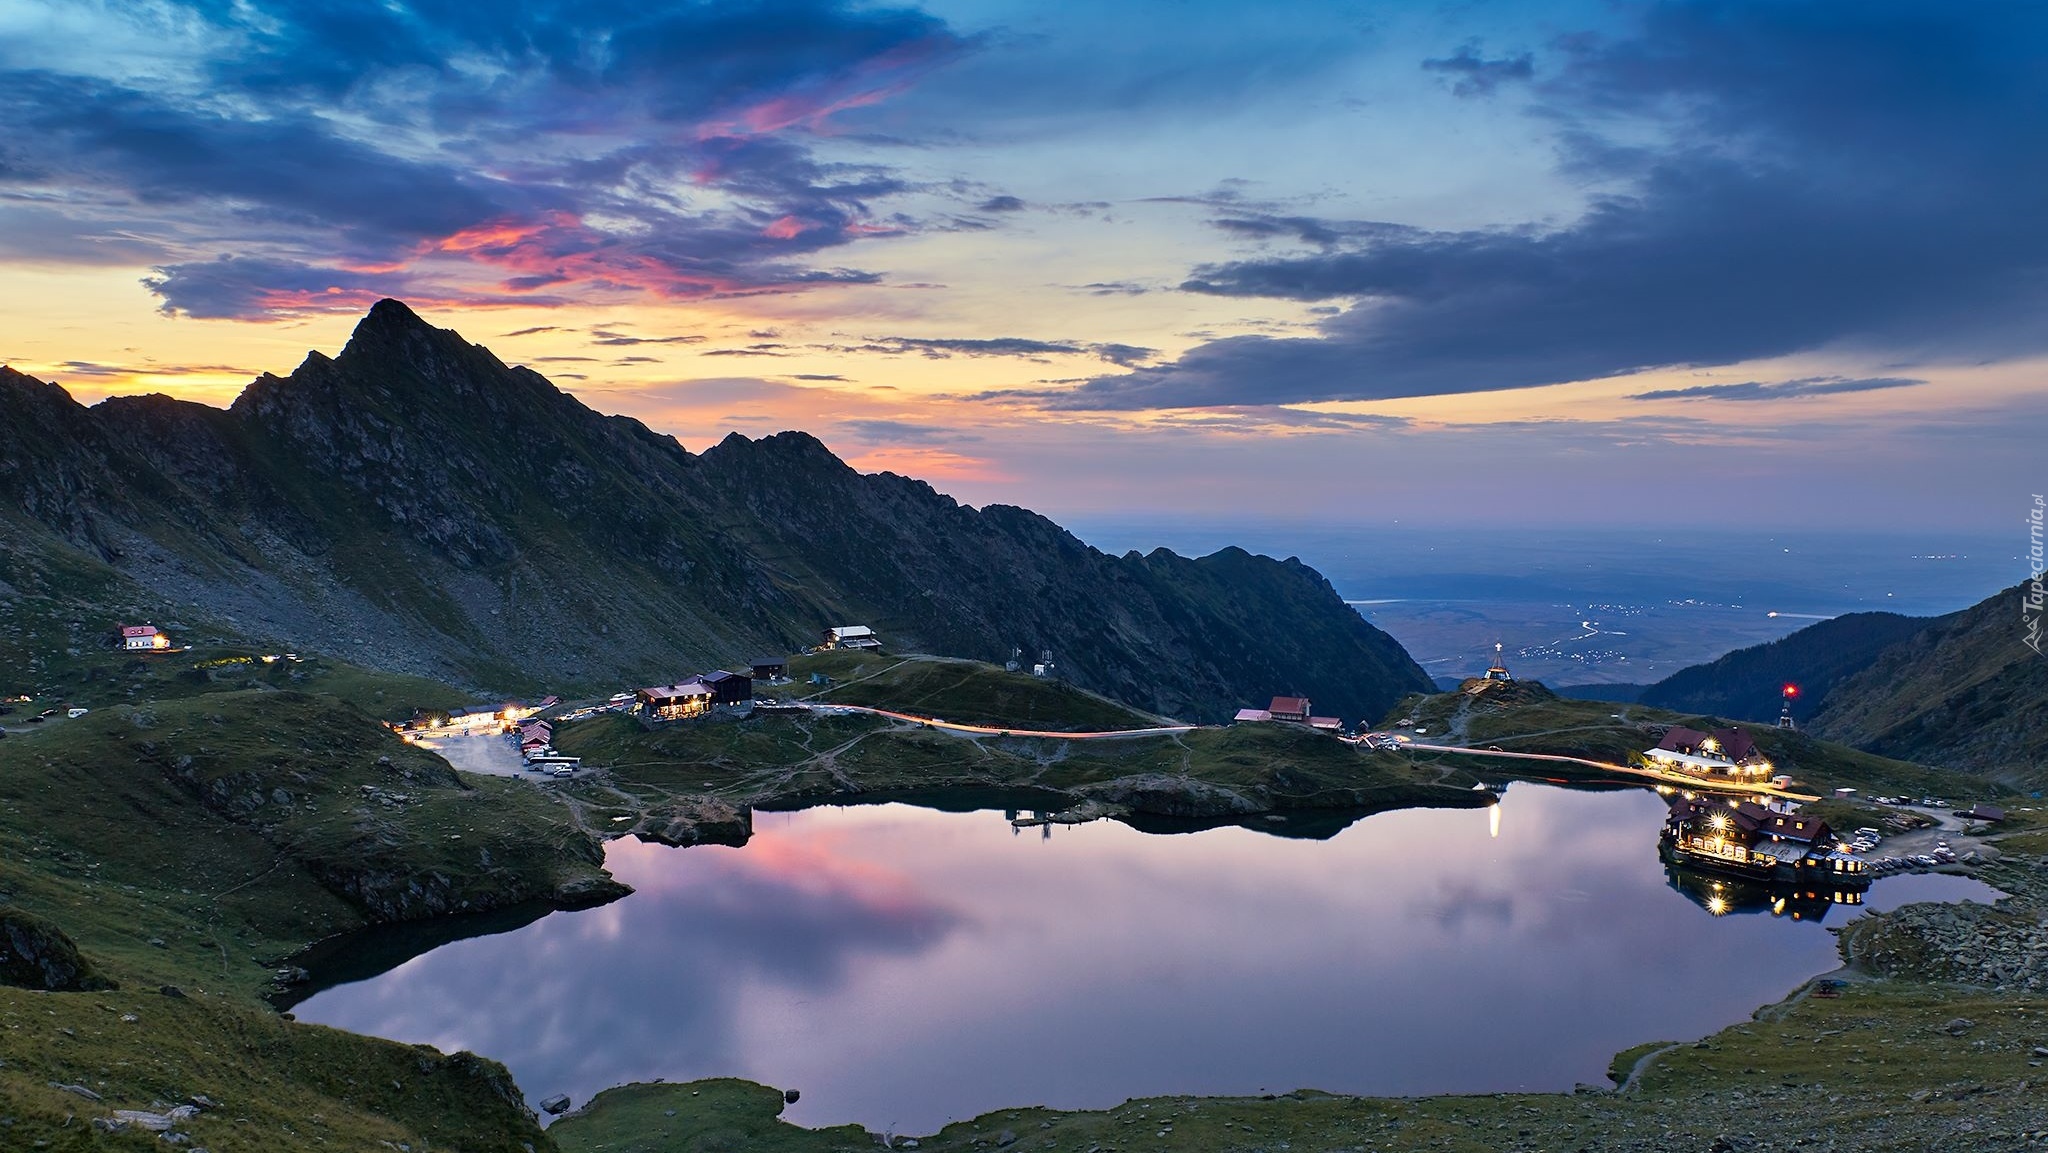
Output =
[
  {"x1": 0, "y1": 1, "x2": 985, "y2": 319},
  {"x1": 836, "y1": 419, "x2": 981, "y2": 444},
  {"x1": 613, "y1": 355, "x2": 662, "y2": 364},
  {"x1": 208, "y1": 0, "x2": 972, "y2": 132},
  {"x1": 1044, "y1": 1, "x2": 2048, "y2": 410},
  {"x1": 828, "y1": 335, "x2": 1155, "y2": 366},
  {"x1": 1421, "y1": 43, "x2": 1535, "y2": 97},
  {"x1": 590, "y1": 330, "x2": 706, "y2": 347},
  {"x1": 791, "y1": 373, "x2": 850, "y2": 381},
  {"x1": 700, "y1": 347, "x2": 793, "y2": 357},
  {"x1": 53, "y1": 360, "x2": 254, "y2": 379},
  {"x1": 1627, "y1": 376, "x2": 1926, "y2": 402},
  {"x1": 140, "y1": 256, "x2": 412, "y2": 320},
  {"x1": 500, "y1": 325, "x2": 562, "y2": 337},
  {"x1": 977, "y1": 195, "x2": 1026, "y2": 212},
  {"x1": 1074, "y1": 281, "x2": 1150, "y2": 296},
  {"x1": 530, "y1": 355, "x2": 599, "y2": 363}
]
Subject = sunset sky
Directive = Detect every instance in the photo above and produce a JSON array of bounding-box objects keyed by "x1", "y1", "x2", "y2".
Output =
[{"x1": 1, "y1": 0, "x2": 2041, "y2": 532}]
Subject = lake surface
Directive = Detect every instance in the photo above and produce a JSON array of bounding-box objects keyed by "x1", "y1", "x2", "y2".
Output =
[{"x1": 295, "y1": 785, "x2": 1999, "y2": 1133}]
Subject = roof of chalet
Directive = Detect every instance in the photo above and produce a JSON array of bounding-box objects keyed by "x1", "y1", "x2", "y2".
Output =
[
  {"x1": 1710, "y1": 727, "x2": 1761, "y2": 761},
  {"x1": 703, "y1": 670, "x2": 749, "y2": 684},
  {"x1": 120, "y1": 625, "x2": 160, "y2": 637},
  {"x1": 1667, "y1": 798, "x2": 1831, "y2": 844},
  {"x1": 1308, "y1": 717, "x2": 1343, "y2": 729},
  {"x1": 1234, "y1": 708, "x2": 1272, "y2": 722},
  {"x1": 1269, "y1": 696, "x2": 1311, "y2": 715},
  {"x1": 1737, "y1": 801, "x2": 1829, "y2": 843},
  {"x1": 1657, "y1": 725, "x2": 1713, "y2": 752},
  {"x1": 1751, "y1": 840, "x2": 1813, "y2": 865},
  {"x1": 638, "y1": 680, "x2": 713, "y2": 700},
  {"x1": 830, "y1": 625, "x2": 874, "y2": 637}
]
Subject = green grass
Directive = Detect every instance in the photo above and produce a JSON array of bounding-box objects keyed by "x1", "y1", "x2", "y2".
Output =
[
  {"x1": 552, "y1": 1079, "x2": 870, "y2": 1153},
  {"x1": 0, "y1": 683, "x2": 621, "y2": 1150},
  {"x1": 788, "y1": 652, "x2": 1171, "y2": 731},
  {"x1": 555, "y1": 660, "x2": 1490, "y2": 823}
]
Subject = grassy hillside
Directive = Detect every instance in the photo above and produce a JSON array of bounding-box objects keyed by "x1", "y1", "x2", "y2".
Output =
[
  {"x1": 557, "y1": 655, "x2": 1489, "y2": 828},
  {"x1": 1638, "y1": 610, "x2": 1937, "y2": 723},
  {"x1": 788, "y1": 651, "x2": 1173, "y2": 730},
  {"x1": 1812, "y1": 581, "x2": 2048, "y2": 786},
  {"x1": 0, "y1": 680, "x2": 624, "y2": 1149}
]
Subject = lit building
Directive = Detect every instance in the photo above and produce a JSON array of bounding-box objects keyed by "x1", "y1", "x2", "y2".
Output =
[
  {"x1": 1642, "y1": 725, "x2": 1775, "y2": 781},
  {"x1": 823, "y1": 625, "x2": 882, "y2": 651},
  {"x1": 1662, "y1": 796, "x2": 1868, "y2": 885},
  {"x1": 636, "y1": 681, "x2": 714, "y2": 722},
  {"x1": 117, "y1": 624, "x2": 171, "y2": 651}
]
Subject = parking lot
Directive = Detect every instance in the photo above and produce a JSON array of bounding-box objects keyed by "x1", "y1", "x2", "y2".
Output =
[{"x1": 407, "y1": 731, "x2": 531, "y2": 778}]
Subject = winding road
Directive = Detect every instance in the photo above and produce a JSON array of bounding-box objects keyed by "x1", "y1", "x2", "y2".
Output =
[{"x1": 1393, "y1": 740, "x2": 1823, "y2": 803}]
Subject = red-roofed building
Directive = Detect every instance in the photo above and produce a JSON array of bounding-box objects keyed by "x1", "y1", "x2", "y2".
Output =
[
  {"x1": 1268, "y1": 696, "x2": 1312, "y2": 723},
  {"x1": 1644, "y1": 724, "x2": 1774, "y2": 781}
]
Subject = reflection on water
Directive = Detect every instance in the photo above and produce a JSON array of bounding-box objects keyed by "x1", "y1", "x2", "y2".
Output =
[{"x1": 294, "y1": 785, "x2": 2001, "y2": 1134}]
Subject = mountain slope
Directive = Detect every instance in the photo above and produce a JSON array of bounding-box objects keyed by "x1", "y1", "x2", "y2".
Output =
[
  {"x1": 1637, "y1": 610, "x2": 1940, "y2": 724},
  {"x1": 0, "y1": 300, "x2": 1429, "y2": 723},
  {"x1": 1809, "y1": 581, "x2": 2048, "y2": 785}
]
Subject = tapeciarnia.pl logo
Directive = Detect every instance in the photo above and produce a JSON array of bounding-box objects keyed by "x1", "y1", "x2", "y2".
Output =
[{"x1": 2027, "y1": 494, "x2": 2045, "y2": 656}]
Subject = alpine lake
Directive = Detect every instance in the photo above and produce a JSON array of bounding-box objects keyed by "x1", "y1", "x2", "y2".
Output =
[{"x1": 287, "y1": 783, "x2": 2000, "y2": 1135}]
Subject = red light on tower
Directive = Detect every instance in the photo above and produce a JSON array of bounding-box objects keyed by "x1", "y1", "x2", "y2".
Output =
[{"x1": 1783, "y1": 683, "x2": 1799, "y2": 698}]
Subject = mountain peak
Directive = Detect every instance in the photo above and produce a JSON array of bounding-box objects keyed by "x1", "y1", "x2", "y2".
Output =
[
  {"x1": 336, "y1": 298, "x2": 454, "y2": 362},
  {"x1": 361, "y1": 297, "x2": 429, "y2": 332}
]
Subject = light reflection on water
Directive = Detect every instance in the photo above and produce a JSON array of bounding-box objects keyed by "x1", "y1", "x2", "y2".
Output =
[{"x1": 294, "y1": 785, "x2": 2000, "y2": 1133}]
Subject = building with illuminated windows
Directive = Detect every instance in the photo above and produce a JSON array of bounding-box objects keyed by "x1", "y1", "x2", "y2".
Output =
[
  {"x1": 1643, "y1": 725, "x2": 1775, "y2": 782},
  {"x1": 1661, "y1": 795, "x2": 1869, "y2": 886}
]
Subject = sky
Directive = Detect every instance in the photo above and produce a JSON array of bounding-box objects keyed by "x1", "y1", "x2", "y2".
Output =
[{"x1": 0, "y1": 0, "x2": 2042, "y2": 533}]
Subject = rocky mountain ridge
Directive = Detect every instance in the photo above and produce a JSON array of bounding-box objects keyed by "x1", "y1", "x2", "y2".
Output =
[{"x1": 0, "y1": 300, "x2": 1429, "y2": 723}]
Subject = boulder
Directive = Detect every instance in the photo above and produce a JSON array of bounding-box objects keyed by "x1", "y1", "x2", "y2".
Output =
[{"x1": 1, "y1": 906, "x2": 114, "y2": 992}]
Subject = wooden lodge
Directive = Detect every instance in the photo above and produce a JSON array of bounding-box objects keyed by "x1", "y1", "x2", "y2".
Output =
[
  {"x1": 823, "y1": 625, "x2": 882, "y2": 651},
  {"x1": 635, "y1": 671, "x2": 753, "y2": 722},
  {"x1": 1643, "y1": 725, "x2": 1775, "y2": 782},
  {"x1": 702, "y1": 670, "x2": 754, "y2": 706},
  {"x1": 1662, "y1": 796, "x2": 1868, "y2": 886},
  {"x1": 636, "y1": 681, "x2": 713, "y2": 722}
]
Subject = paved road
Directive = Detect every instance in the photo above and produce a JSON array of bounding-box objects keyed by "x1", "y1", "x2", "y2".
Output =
[
  {"x1": 815, "y1": 703, "x2": 1196, "y2": 741},
  {"x1": 1394, "y1": 741, "x2": 1824, "y2": 803}
]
